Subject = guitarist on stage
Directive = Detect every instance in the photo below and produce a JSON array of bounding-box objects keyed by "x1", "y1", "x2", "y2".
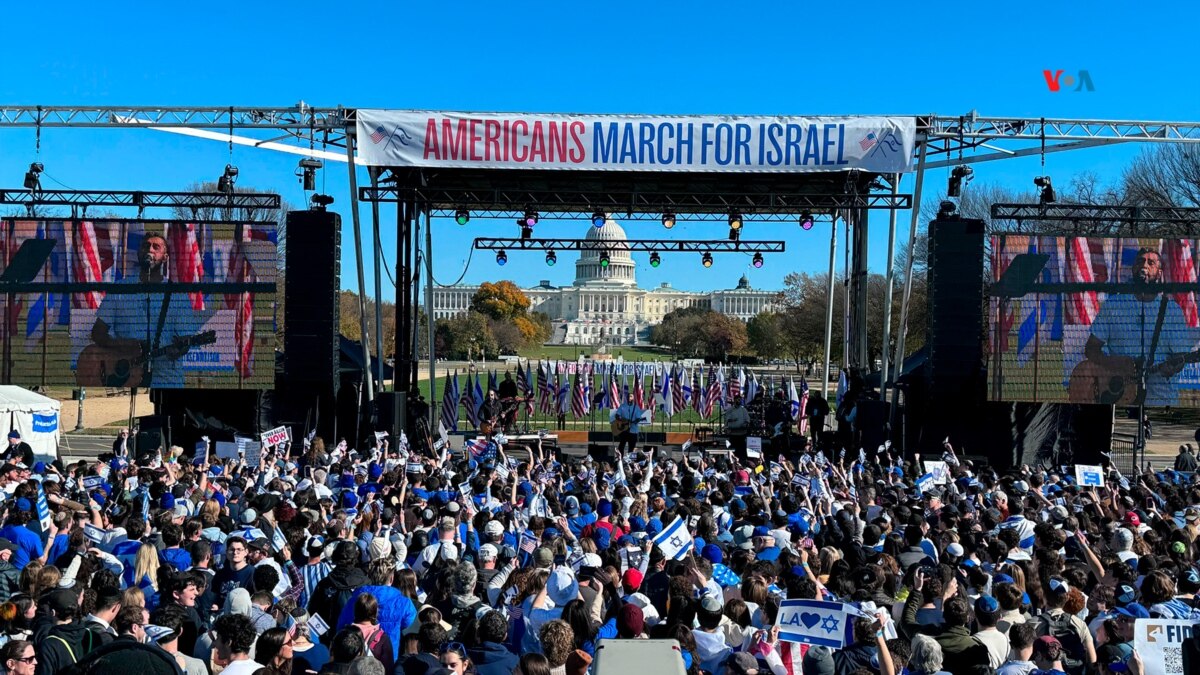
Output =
[
  {"x1": 86, "y1": 233, "x2": 205, "y2": 388},
  {"x1": 1084, "y1": 247, "x2": 1200, "y2": 406},
  {"x1": 614, "y1": 392, "x2": 645, "y2": 455}
]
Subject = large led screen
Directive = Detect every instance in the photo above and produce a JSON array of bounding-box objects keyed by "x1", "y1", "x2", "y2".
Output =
[
  {"x1": 988, "y1": 234, "x2": 1200, "y2": 406},
  {"x1": 0, "y1": 219, "x2": 275, "y2": 389}
]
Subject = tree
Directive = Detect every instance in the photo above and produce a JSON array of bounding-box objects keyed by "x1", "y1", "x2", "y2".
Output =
[
  {"x1": 747, "y1": 311, "x2": 786, "y2": 362},
  {"x1": 701, "y1": 314, "x2": 749, "y2": 361},
  {"x1": 649, "y1": 306, "x2": 707, "y2": 353},
  {"x1": 438, "y1": 311, "x2": 497, "y2": 360},
  {"x1": 470, "y1": 281, "x2": 531, "y2": 321}
]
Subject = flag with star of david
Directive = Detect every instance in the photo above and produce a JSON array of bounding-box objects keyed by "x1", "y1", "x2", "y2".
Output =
[
  {"x1": 775, "y1": 599, "x2": 876, "y2": 649},
  {"x1": 651, "y1": 515, "x2": 693, "y2": 560}
]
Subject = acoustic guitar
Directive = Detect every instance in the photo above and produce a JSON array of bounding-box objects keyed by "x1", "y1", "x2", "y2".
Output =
[
  {"x1": 75, "y1": 330, "x2": 217, "y2": 387},
  {"x1": 611, "y1": 417, "x2": 632, "y2": 435},
  {"x1": 1067, "y1": 349, "x2": 1200, "y2": 405}
]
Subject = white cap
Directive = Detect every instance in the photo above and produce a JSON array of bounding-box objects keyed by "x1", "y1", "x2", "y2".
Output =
[
  {"x1": 478, "y1": 544, "x2": 499, "y2": 561},
  {"x1": 946, "y1": 543, "x2": 965, "y2": 558},
  {"x1": 484, "y1": 520, "x2": 504, "y2": 537}
]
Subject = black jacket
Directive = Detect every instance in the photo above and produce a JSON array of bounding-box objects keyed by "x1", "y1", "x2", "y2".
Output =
[
  {"x1": 307, "y1": 564, "x2": 370, "y2": 635},
  {"x1": 0, "y1": 559, "x2": 20, "y2": 600},
  {"x1": 36, "y1": 620, "x2": 94, "y2": 675}
]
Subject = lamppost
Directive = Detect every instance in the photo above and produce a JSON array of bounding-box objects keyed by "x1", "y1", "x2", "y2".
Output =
[{"x1": 75, "y1": 388, "x2": 85, "y2": 431}]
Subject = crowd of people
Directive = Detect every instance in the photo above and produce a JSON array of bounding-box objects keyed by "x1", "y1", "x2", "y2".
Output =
[{"x1": 0, "y1": 404, "x2": 1197, "y2": 675}]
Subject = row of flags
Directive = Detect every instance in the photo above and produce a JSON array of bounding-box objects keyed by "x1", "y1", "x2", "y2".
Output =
[
  {"x1": 437, "y1": 361, "x2": 812, "y2": 433},
  {"x1": 5, "y1": 220, "x2": 271, "y2": 379}
]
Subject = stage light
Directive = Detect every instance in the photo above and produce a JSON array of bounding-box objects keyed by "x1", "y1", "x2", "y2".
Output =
[
  {"x1": 729, "y1": 212, "x2": 743, "y2": 230},
  {"x1": 937, "y1": 200, "x2": 957, "y2": 219},
  {"x1": 523, "y1": 209, "x2": 539, "y2": 227},
  {"x1": 592, "y1": 211, "x2": 606, "y2": 228},
  {"x1": 545, "y1": 250, "x2": 557, "y2": 266},
  {"x1": 455, "y1": 209, "x2": 470, "y2": 225},
  {"x1": 752, "y1": 253, "x2": 764, "y2": 268},
  {"x1": 649, "y1": 251, "x2": 661, "y2": 268},
  {"x1": 799, "y1": 211, "x2": 814, "y2": 230},
  {"x1": 496, "y1": 250, "x2": 507, "y2": 266},
  {"x1": 311, "y1": 194, "x2": 334, "y2": 211},
  {"x1": 520, "y1": 226, "x2": 534, "y2": 241},
  {"x1": 728, "y1": 227, "x2": 740, "y2": 241},
  {"x1": 701, "y1": 251, "x2": 713, "y2": 268},
  {"x1": 948, "y1": 165, "x2": 973, "y2": 197},
  {"x1": 662, "y1": 213, "x2": 676, "y2": 229},
  {"x1": 1034, "y1": 176, "x2": 1056, "y2": 204},
  {"x1": 22, "y1": 162, "x2": 43, "y2": 192},
  {"x1": 599, "y1": 250, "x2": 610, "y2": 268},
  {"x1": 297, "y1": 157, "x2": 322, "y2": 191},
  {"x1": 217, "y1": 164, "x2": 239, "y2": 194}
]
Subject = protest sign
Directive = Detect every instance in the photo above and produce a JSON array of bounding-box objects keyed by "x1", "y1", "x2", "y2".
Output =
[
  {"x1": 1134, "y1": 619, "x2": 1193, "y2": 675},
  {"x1": 917, "y1": 473, "x2": 936, "y2": 494},
  {"x1": 194, "y1": 437, "x2": 209, "y2": 465},
  {"x1": 35, "y1": 483, "x2": 52, "y2": 537},
  {"x1": 923, "y1": 460, "x2": 950, "y2": 485},
  {"x1": 215, "y1": 441, "x2": 240, "y2": 460},
  {"x1": 1075, "y1": 464, "x2": 1104, "y2": 487},
  {"x1": 776, "y1": 599, "x2": 864, "y2": 648},
  {"x1": 260, "y1": 426, "x2": 291, "y2": 448}
]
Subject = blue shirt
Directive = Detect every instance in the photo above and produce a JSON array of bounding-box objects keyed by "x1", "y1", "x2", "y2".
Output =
[
  {"x1": 616, "y1": 404, "x2": 645, "y2": 433},
  {"x1": 0, "y1": 524, "x2": 43, "y2": 570}
]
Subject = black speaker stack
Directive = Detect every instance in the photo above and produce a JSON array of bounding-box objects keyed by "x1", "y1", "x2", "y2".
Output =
[{"x1": 284, "y1": 209, "x2": 341, "y2": 393}]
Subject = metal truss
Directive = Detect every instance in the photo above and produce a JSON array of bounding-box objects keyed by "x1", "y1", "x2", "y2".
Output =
[
  {"x1": 0, "y1": 105, "x2": 349, "y2": 129},
  {"x1": 990, "y1": 202, "x2": 1200, "y2": 235},
  {"x1": 0, "y1": 190, "x2": 282, "y2": 210},
  {"x1": 360, "y1": 187, "x2": 909, "y2": 218},
  {"x1": 472, "y1": 238, "x2": 786, "y2": 252}
]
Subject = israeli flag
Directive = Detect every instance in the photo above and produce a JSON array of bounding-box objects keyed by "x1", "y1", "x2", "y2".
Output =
[
  {"x1": 652, "y1": 516, "x2": 694, "y2": 560},
  {"x1": 776, "y1": 599, "x2": 871, "y2": 648}
]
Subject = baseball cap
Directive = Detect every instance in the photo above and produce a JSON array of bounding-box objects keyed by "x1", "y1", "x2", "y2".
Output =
[
  {"x1": 945, "y1": 543, "x2": 965, "y2": 559},
  {"x1": 46, "y1": 588, "x2": 78, "y2": 615},
  {"x1": 1124, "y1": 512, "x2": 1141, "y2": 527},
  {"x1": 484, "y1": 520, "x2": 504, "y2": 538},
  {"x1": 1115, "y1": 603, "x2": 1150, "y2": 619},
  {"x1": 724, "y1": 652, "x2": 759, "y2": 675},
  {"x1": 1097, "y1": 642, "x2": 1134, "y2": 672},
  {"x1": 533, "y1": 547, "x2": 553, "y2": 568},
  {"x1": 247, "y1": 538, "x2": 270, "y2": 552},
  {"x1": 622, "y1": 568, "x2": 644, "y2": 593},
  {"x1": 6, "y1": 431, "x2": 18, "y2": 440},
  {"x1": 0, "y1": 538, "x2": 16, "y2": 553},
  {"x1": 478, "y1": 544, "x2": 498, "y2": 561}
]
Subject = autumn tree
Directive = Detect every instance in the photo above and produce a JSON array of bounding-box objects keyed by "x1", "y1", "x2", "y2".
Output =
[
  {"x1": 747, "y1": 311, "x2": 785, "y2": 362},
  {"x1": 435, "y1": 311, "x2": 497, "y2": 360},
  {"x1": 471, "y1": 281, "x2": 531, "y2": 321}
]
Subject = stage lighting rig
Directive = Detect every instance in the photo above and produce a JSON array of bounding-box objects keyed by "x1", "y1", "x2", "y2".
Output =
[
  {"x1": 937, "y1": 200, "x2": 957, "y2": 219},
  {"x1": 799, "y1": 211, "x2": 814, "y2": 230},
  {"x1": 662, "y1": 213, "x2": 676, "y2": 229},
  {"x1": 701, "y1": 251, "x2": 713, "y2": 268},
  {"x1": 217, "y1": 164, "x2": 239, "y2": 194},
  {"x1": 592, "y1": 211, "x2": 606, "y2": 227},
  {"x1": 649, "y1": 251, "x2": 661, "y2": 267},
  {"x1": 752, "y1": 252, "x2": 764, "y2": 268},
  {"x1": 455, "y1": 209, "x2": 470, "y2": 225},
  {"x1": 520, "y1": 225, "x2": 534, "y2": 241},
  {"x1": 297, "y1": 157, "x2": 322, "y2": 191},
  {"x1": 522, "y1": 209, "x2": 538, "y2": 227},
  {"x1": 728, "y1": 227, "x2": 740, "y2": 241},
  {"x1": 545, "y1": 250, "x2": 557, "y2": 266},
  {"x1": 496, "y1": 249, "x2": 508, "y2": 266},
  {"x1": 311, "y1": 194, "x2": 335, "y2": 211},
  {"x1": 948, "y1": 165, "x2": 973, "y2": 197},
  {"x1": 1034, "y1": 176, "x2": 1056, "y2": 204},
  {"x1": 22, "y1": 162, "x2": 43, "y2": 192},
  {"x1": 729, "y1": 212, "x2": 743, "y2": 230},
  {"x1": 599, "y1": 250, "x2": 610, "y2": 268}
]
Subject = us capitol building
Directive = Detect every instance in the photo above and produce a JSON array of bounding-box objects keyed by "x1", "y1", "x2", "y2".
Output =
[{"x1": 431, "y1": 218, "x2": 782, "y2": 346}]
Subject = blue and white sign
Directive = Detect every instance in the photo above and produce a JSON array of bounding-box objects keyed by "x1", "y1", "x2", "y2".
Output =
[
  {"x1": 776, "y1": 599, "x2": 862, "y2": 649},
  {"x1": 31, "y1": 413, "x2": 57, "y2": 433},
  {"x1": 917, "y1": 473, "x2": 936, "y2": 494},
  {"x1": 356, "y1": 110, "x2": 917, "y2": 174},
  {"x1": 652, "y1": 516, "x2": 694, "y2": 560},
  {"x1": 34, "y1": 482, "x2": 52, "y2": 536},
  {"x1": 1075, "y1": 464, "x2": 1104, "y2": 487}
]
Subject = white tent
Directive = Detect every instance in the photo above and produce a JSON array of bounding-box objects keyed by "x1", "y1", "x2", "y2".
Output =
[{"x1": 0, "y1": 386, "x2": 61, "y2": 459}]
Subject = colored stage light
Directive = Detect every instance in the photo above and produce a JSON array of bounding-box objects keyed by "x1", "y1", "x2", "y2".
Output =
[
  {"x1": 496, "y1": 250, "x2": 507, "y2": 266},
  {"x1": 728, "y1": 212, "x2": 743, "y2": 230},
  {"x1": 523, "y1": 209, "x2": 539, "y2": 227},
  {"x1": 649, "y1": 251, "x2": 661, "y2": 268},
  {"x1": 662, "y1": 213, "x2": 676, "y2": 229},
  {"x1": 799, "y1": 211, "x2": 814, "y2": 230},
  {"x1": 599, "y1": 250, "x2": 610, "y2": 267},
  {"x1": 752, "y1": 253, "x2": 764, "y2": 268},
  {"x1": 701, "y1": 251, "x2": 713, "y2": 268},
  {"x1": 545, "y1": 250, "x2": 557, "y2": 266},
  {"x1": 592, "y1": 211, "x2": 606, "y2": 228},
  {"x1": 455, "y1": 209, "x2": 470, "y2": 225}
]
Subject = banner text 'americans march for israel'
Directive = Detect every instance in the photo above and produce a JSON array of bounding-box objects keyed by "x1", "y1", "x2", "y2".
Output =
[{"x1": 356, "y1": 111, "x2": 916, "y2": 174}]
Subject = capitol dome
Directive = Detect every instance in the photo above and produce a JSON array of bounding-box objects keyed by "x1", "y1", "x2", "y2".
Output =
[{"x1": 575, "y1": 216, "x2": 636, "y2": 287}]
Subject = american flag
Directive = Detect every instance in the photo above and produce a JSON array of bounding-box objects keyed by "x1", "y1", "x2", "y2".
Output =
[
  {"x1": 537, "y1": 361, "x2": 551, "y2": 414},
  {"x1": 797, "y1": 377, "x2": 810, "y2": 434},
  {"x1": 441, "y1": 370, "x2": 460, "y2": 433},
  {"x1": 704, "y1": 366, "x2": 720, "y2": 417},
  {"x1": 461, "y1": 373, "x2": 480, "y2": 428},
  {"x1": 633, "y1": 366, "x2": 644, "y2": 408},
  {"x1": 1062, "y1": 237, "x2": 1101, "y2": 326},
  {"x1": 369, "y1": 125, "x2": 389, "y2": 144},
  {"x1": 729, "y1": 367, "x2": 743, "y2": 401},
  {"x1": 570, "y1": 371, "x2": 585, "y2": 418},
  {"x1": 225, "y1": 224, "x2": 260, "y2": 378},
  {"x1": 465, "y1": 437, "x2": 490, "y2": 458},
  {"x1": 672, "y1": 365, "x2": 685, "y2": 413},
  {"x1": 859, "y1": 131, "x2": 878, "y2": 151},
  {"x1": 73, "y1": 221, "x2": 105, "y2": 310},
  {"x1": 609, "y1": 373, "x2": 620, "y2": 410},
  {"x1": 519, "y1": 531, "x2": 538, "y2": 554},
  {"x1": 1164, "y1": 238, "x2": 1200, "y2": 328},
  {"x1": 233, "y1": 290, "x2": 254, "y2": 378},
  {"x1": 168, "y1": 222, "x2": 205, "y2": 310}
]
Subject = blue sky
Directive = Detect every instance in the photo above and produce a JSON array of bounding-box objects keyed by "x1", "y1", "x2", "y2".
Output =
[{"x1": 2, "y1": 1, "x2": 1197, "y2": 298}]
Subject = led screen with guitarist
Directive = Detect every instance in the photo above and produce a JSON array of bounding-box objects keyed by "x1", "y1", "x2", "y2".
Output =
[
  {"x1": 989, "y1": 236, "x2": 1200, "y2": 406},
  {"x1": 78, "y1": 233, "x2": 212, "y2": 388}
]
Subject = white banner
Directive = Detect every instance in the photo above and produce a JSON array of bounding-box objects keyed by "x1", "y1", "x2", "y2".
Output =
[
  {"x1": 924, "y1": 461, "x2": 950, "y2": 485},
  {"x1": 776, "y1": 599, "x2": 863, "y2": 649},
  {"x1": 1075, "y1": 464, "x2": 1104, "y2": 487},
  {"x1": 261, "y1": 426, "x2": 291, "y2": 448},
  {"x1": 1134, "y1": 619, "x2": 1193, "y2": 675},
  {"x1": 356, "y1": 110, "x2": 916, "y2": 173}
]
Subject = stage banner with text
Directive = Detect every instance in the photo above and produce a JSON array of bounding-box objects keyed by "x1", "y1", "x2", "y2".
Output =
[{"x1": 356, "y1": 110, "x2": 916, "y2": 173}]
